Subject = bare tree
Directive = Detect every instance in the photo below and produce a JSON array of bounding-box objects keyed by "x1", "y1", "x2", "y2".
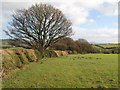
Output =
[{"x1": 4, "y1": 3, "x2": 73, "y2": 57}]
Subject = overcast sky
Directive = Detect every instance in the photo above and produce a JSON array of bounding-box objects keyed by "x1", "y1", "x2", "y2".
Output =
[{"x1": 0, "y1": 0, "x2": 118, "y2": 43}]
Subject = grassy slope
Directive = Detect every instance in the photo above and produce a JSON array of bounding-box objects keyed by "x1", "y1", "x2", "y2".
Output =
[{"x1": 2, "y1": 54, "x2": 118, "y2": 88}]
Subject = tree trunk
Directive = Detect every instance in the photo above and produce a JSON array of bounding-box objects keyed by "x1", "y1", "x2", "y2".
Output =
[{"x1": 39, "y1": 47, "x2": 45, "y2": 58}]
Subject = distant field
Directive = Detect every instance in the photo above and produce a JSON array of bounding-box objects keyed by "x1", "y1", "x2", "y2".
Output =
[
  {"x1": 92, "y1": 45, "x2": 102, "y2": 49},
  {"x1": 1, "y1": 40, "x2": 25, "y2": 49},
  {"x1": 2, "y1": 54, "x2": 118, "y2": 88},
  {"x1": 98, "y1": 44, "x2": 118, "y2": 48},
  {"x1": 0, "y1": 40, "x2": 12, "y2": 49}
]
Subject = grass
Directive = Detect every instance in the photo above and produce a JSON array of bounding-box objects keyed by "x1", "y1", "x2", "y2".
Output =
[
  {"x1": 2, "y1": 54, "x2": 118, "y2": 88},
  {"x1": 98, "y1": 44, "x2": 118, "y2": 48},
  {"x1": 92, "y1": 45, "x2": 102, "y2": 49}
]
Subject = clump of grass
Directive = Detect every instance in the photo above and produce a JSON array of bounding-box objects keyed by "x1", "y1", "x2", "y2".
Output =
[
  {"x1": 2, "y1": 49, "x2": 40, "y2": 77},
  {"x1": 2, "y1": 51, "x2": 22, "y2": 70},
  {"x1": 48, "y1": 50, "x2": 57, "y2": 57},
  {"x1": 35, "y1": 50, "x2": 42, "y2": 60},
  {"x1": 3, "y1": 60, "x2": 13, "y2": 70},
  {"x1": 25, "y1": 51, "x2": 33, "y2": 62},
  {"x1": 16, "y1": 53, "x2": 25, "y2": 64},
  {"x1": 14, "y1": 54, "x2": 22, "y2": 68}
]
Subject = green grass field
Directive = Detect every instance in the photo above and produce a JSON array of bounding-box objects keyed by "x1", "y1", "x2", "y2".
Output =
[
  {"x1": 92, "y1": 45, "x2": 102, "y2": 49},
  {"x1": 98, "y1": 44, "x2": 118, "y2": 48},
  {"x1": 2, "y1": 54, "x2": 118, "y2": 88}
]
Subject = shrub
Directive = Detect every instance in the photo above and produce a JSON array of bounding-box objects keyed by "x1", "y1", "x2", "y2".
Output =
[
  {"x1": 72, "y1": 50, "x2": 77, "y2": 54},
  {"x1": 54, "y1": 51, "x2": 68, "y2": 57},
  {"x1": 49, "y1": 50, "x2": 57, "y2": 57},
  {"x1": 50, "y1": 37, "x2": 96, "y2": 54},
  {"x1": 67, "y1": 50, "x2": 73, "y2": 54},
  {"x1": 51, "y1": 43, "x2": 67, "y2": 51},
  {"x1": 44, "y1": 50, "x2": 57, "y2": 58},
  {"x1": 75, "y1": 39, "x2": 94, "y2": 53},
  {"x1": 101, "y1": 49, "x2": 112, "y2": 54},
  {"x1": 58, "y1": 37, "x2": 79, "y2": 51},
  {"x1": 92, "y1": 48, "x2": 101, "y2": 53},
  {"x1": 112, "y1": 48, "x2": 118, "y2": 54}
]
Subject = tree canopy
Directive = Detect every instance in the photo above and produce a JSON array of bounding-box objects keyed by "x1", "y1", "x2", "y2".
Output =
[{"x1": 4, "y1": 3, "x2": 73, "y2": 56}]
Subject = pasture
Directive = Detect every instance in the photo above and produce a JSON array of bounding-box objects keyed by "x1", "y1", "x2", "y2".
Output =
[
  {"x1": 92, "y1": 45, "x2": 102, "y2": 49},
  {"x1": 2, "y1": 54, "x2": 118, "y2": 88},
  {"x1": 98, "y1": 44, "x2": 118, "y2": 48}
]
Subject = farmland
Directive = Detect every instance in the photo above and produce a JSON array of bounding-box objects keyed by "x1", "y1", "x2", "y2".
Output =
[
  {"x1": 92, "y1": 45, "x2": 102, "y2": 49},
  {"x1": 2, "y1": 54, "x2": 118, "y2": 88},
  {"x1": 93, "y1": 44, "x2": 118, "y2": 49},
  {"x1": 1, "y1": 39, "x2": 119, "y2": 88},
  {"x1": 1, "y1": 2, "x2": 118, "y2": 89},
  {"x1": 98, "y1": 44, "x2": 118, "y2": 48}
]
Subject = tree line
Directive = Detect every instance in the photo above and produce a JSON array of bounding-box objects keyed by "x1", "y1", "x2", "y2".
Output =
[{"x1": 50, "y1": 37, "x2": 100, "y2": 54}]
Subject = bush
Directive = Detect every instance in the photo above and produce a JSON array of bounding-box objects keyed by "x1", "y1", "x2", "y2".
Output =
[
  {"x1": 51, "y1": 37, "x2": 102, "y2": 54},
  {"x1": 51, "y1": 43, "x2": 67, "y2": 51},
  {"x1": 54, "y1": 50, "x2": 68, "y2": 57},
  {"x1": 112, "y1": 48, "x2": 118, "y2": 54},
  {"x1": 67, "y1": 50, "x2": 72, "y2": 54},
  {"x1": 92, "y1": 48, "x2": 101, "y2": 53},
  {"x1": 101, "y1": 49, "x2": 112, "y2": 54},
  {"x1": 44, "y1": 50, "x2": 57, "y2": 58},
  {"x1": 75, "y1": 43, "x2": 92, "y2": 53},
  {"x1": 58, "y1": 37, "x2": 79, "y2": 51},
  {"x1": 49, "y1": 50, "x2": 57, "y2": 57},
  {"x1": 72, "y1": 50, "x2": 77, "y2": 54}
]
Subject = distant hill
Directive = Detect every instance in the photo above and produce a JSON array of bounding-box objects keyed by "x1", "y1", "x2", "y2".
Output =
[{"x1": 75, "y1": 39, "x2": 89, "y2": 44}]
